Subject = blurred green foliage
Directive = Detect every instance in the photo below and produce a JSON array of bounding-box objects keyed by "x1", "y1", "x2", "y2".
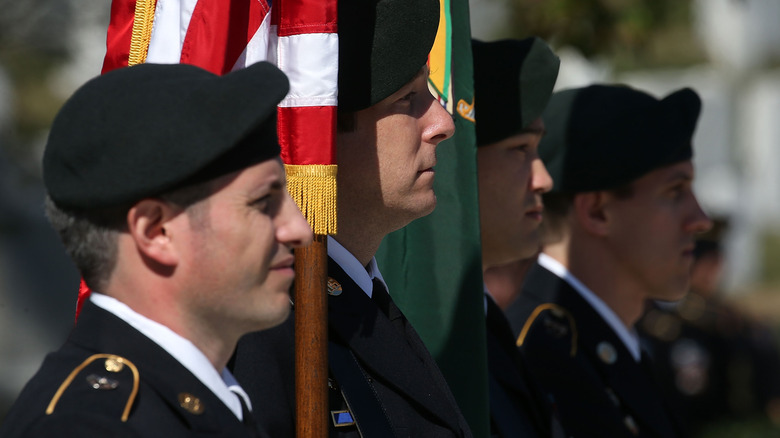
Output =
[
  {"x1": 695, "y1": 416, "x2": 780, "y2": 438},
  {"x1": 760, "y1": 231, "x2": 780, "y2": 287},
  {"x1": 0, "y1": 1, "x2": 72, "y2": 162},
  {"x1": 504, "y1": 0, "x2": 708, "y2": 70},
  {"x1": 0, "y1": 47, "x2": 67, "y2": 142}
]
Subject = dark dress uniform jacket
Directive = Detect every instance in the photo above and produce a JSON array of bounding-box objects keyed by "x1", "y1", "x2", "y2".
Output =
[
  {"x1": 232, "y1": 256, "x2": 472, "y2": 438},
  {"x1": 504, "y1": 262, "x2": 684, "y2": 438},
  {"x1": 1, "y1": 300, "x2": 263, "y2": 438},
  {"x1": 485, "y1": 294, "x2": 565, "y2": 438}
]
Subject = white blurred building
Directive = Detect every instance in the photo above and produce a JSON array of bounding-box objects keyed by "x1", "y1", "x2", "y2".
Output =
[{"x1": 470, "y1": 0, "x2": 780, "y2": 292}]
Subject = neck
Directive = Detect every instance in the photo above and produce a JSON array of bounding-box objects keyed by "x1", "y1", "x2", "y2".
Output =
[
  {"x1": 107, "y1": 268, "x2": 236, "y2": 371},
  {"x1": 179, "y1": 316, "x2": 238, "y2": 370},
  {"x1": 331, "y1": 226, "x2": 383, "y2": 267},
  {"x1": 483, "y1": 257, "x2": 537, "y2": 310},
  {"x1": 558, "y1": 234, "x2": 646, "y2": 329},
  {"x1": 335, "y1": 199, "x2": 399, "y2": 266}
]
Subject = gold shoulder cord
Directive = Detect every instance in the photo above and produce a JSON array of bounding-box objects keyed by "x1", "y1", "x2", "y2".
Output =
[
  {"x1": 127, "y1": 0, "x2": 157, "y2": 66},
  {"x1": 516, "y1": 303, "x2": 578, "y2": 357},
  {"x1": 46, "y1": 354, "x2": 140, "y2": 422}
]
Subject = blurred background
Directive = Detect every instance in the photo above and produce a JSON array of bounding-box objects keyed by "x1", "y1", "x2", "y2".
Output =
[{"x1": 1, "y1": 0, "x2": 780, "y2": 436}]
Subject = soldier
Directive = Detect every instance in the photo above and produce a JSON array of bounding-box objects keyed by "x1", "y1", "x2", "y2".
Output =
[
  {"x1": 0, "y1": 62, "x2": 313, "y2": 437},
  {"x1": 505, "y1": 84, "x2": 712, "y2": 437},
  {"x1": 471, "y1": 38, "x2": 565, "y2": 438},
  {"x1": 640, "y1": 218, "x2": 780, "y2": 434},
  {"x1": 231, "y1": 0, "x2": 468, "y2": 436}
]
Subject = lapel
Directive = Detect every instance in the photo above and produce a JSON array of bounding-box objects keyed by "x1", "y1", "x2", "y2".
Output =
[
  {"x1": 486, "y1": 295, "x2": 555, "y2": 437},
  {"x1": 523, "y1": 265, "x2": 678, "y2": 437},
  {"x1": 71, "y1": 300, "x2": 251, "y2": 436},
  {"x1": 485, "y1": 296, "x2": 529, "y2": 393},
  {"x1": 326, "y1": 258, "x2": 463, "y2": 432}
]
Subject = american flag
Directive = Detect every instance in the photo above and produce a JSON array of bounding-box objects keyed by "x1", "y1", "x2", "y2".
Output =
[{"x1": 102, "y1": 0, "x2": 338, "y2": 234}]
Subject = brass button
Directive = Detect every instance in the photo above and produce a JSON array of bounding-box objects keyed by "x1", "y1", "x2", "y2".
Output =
[
  {"x1": 178, "y1": 393, "x2": 205, "y2": 414},
  {"x1": 104, "y1": 357, "x2": 125, "y2": 372},
  {"x1": 597, "y1": 341, "x2": 617, "y2": 365}
]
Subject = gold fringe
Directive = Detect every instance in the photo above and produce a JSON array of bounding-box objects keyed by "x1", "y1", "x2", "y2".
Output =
[
  {"x1": 285, "y1": 164, "x2": 337, "y2": 235},
  {"x1": 127, "y1": 0, "x2": 157, "y2": 66}
]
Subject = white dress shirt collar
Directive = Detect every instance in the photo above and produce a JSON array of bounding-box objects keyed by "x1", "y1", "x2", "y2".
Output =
[
  {"x1": 327, "y1": 235, "x2": 388, "y2": 298},
  {"x1": 90, "y1": 293, "x2": 249, "y2": 419},
  {"x1": 537, "y1": 253, "x2": 641, "y2": 362}
]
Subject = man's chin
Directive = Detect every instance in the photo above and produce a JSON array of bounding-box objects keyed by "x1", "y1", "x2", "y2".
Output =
[{"x1": 256, "y1": 302, "x2": 292, "y2": 332}]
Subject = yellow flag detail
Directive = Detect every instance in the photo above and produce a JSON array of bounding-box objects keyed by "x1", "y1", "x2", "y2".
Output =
[
  {"x1": 285, "y1": 164, "x2": 338, "y2": 235},
  {"x1": 128, "y1": 0, "x2": 156, "y2": 66}
]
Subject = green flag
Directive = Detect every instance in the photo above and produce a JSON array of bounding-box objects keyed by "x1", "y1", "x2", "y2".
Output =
[{"x1": 375, "y1": 0, "x2": 489, "y2": 436}]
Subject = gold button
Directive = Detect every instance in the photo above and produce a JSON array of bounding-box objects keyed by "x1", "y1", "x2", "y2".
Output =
[
  {"x1": 597, "y1": 341, "x2": 617, "y2": 365},
  {"x1": 104, "y1": 357, "x2": 125, "y2": 372},
  {"x1": 178, "y1": 393, "x2": 205, "y2": 414}
]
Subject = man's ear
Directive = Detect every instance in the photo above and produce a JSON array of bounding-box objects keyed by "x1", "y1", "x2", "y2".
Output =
[
  {"x1": 573, "y1": 192, "x2": 610, "y2": 237},
  {"x1": 126, "y1": 199, "x2": 181, "y2": 267}
]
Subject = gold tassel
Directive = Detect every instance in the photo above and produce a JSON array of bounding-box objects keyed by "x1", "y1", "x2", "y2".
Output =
[
  {"x1": 128, "y1": 0, "x2": 157, "y2": 66},
  {"x1": 285, "y1": 164, "x2": 337, "y2": 235}
]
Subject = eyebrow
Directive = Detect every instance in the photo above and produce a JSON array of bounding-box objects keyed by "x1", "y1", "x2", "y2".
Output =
[
  {"x1": 665, "y1": 170, "x2": 693, "y2": 184},
  {"x1": 520, "y1": 127, "x2": 547, "y2": 136},
  {"x1": 251, "y1": 178, "x2": 284, "y2": 198}
]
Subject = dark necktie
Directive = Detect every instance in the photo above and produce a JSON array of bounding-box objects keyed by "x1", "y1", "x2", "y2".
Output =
[
  {"x1": 371, "y1": 277, "x2": 405, "y2": 334},
  {"x1": 235, "y1": 393, "x2": 260, "y2": 438},
  {"x1": 371, "y1": 278, "x2": 391, "y2": 316},
  {"x1": 371, "y1": 277, "x2": 409, "y2": 341}
]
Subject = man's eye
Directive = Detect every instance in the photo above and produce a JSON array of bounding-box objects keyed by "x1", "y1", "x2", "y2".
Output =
[
  {"x1": 251, "y1": 195, "x2": 272, "y2": 212},
  {"x1": 400, "y1": 91, "x2": 416, "y2": 102}
]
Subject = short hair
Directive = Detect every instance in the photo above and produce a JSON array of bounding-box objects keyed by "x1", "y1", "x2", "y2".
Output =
[
  {"x1": 45, "y1": 178, "x2": 217, "y2": 292},
  {"x1": 540, "y1": 182, "x2": 635, "y2": 243}
]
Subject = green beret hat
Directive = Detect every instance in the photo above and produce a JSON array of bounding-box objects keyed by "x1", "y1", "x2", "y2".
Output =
[
  {"x1": 540, "y1": 84, "x2": 701, "y2": 193},
  {"x1": 472, "y1": 37, "x2": 560, "y2": 146},
  {"x1": 338, "y1": 0, "x2": 440, "y2": 111},
  {"x1": 43, "y1": 62, "x2": 288, "y2": 211}
]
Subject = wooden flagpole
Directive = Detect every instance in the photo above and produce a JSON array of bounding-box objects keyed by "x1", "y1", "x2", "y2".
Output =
[{"x1": 294, "y1": 235, "x2": 329, "y2": 437}]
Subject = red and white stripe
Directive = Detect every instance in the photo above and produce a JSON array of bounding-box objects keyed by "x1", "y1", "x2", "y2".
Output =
[{"x1": 102, "y1": 0, "x2": 338, "y2": 165}]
